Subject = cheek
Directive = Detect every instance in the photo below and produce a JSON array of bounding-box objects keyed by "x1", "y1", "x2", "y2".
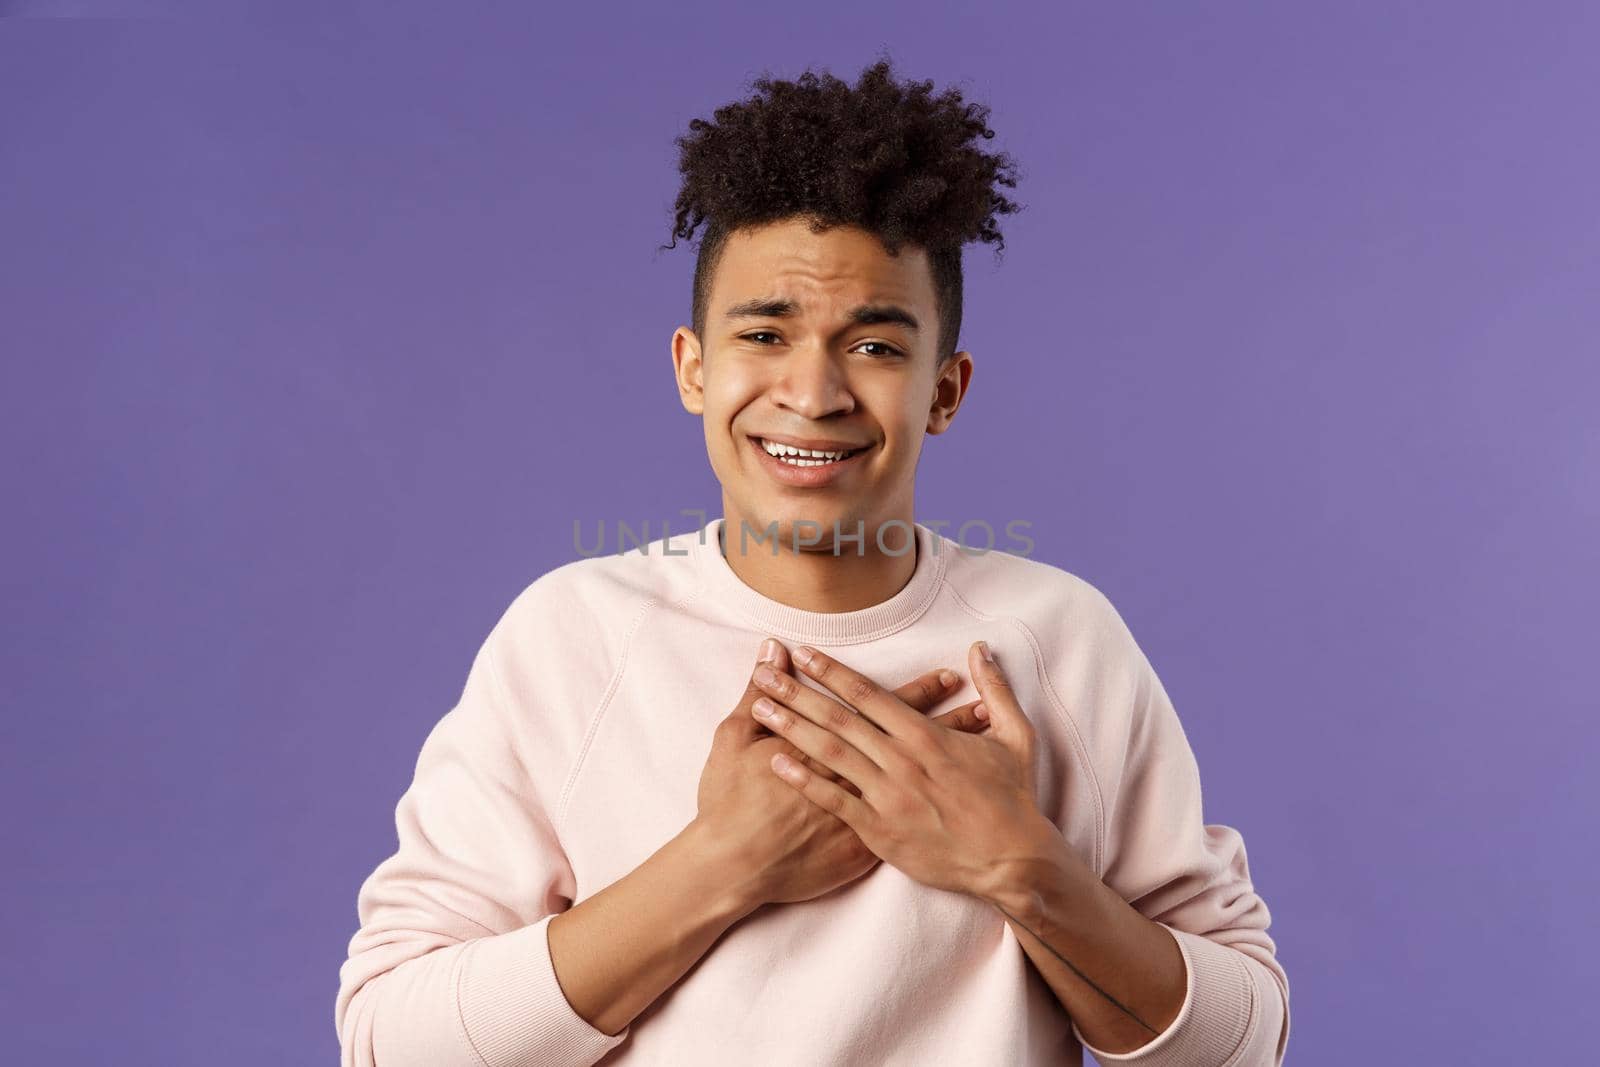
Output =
[
  {"x1": 699, "y1": 370, "x2": 763, "y2": 461},
  {"x1": 868, "y1": 397, "x2": 927, "y2": 458},
  {"x1": 704, "y1": 367, "x2": 765, "y2": 430}
]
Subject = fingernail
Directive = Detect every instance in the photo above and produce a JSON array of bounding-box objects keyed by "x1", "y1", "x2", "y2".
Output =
[
  {"x1": 793, "y1": 646, "x2": 815, "y2": 667},
  {"x1": 760, "y1": 638, "x2": 781, "y2": 664},
  {"x1": 974, "y1": 702, "x2": 989, "y2": 721},
  {"x1": 938, "y1": 669, "x2": 958, "y2": 688},
  {"x1": 978, "y1": 641, "x2": 994, "y2": 664},
  {"x1": 753, "y1": 697, "x2": 777, "y2": 720},
  {"x1": 754, "y1": 665, "x2": 777, "y2": 685}
]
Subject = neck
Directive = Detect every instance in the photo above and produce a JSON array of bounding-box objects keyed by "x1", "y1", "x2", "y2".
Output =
[{"x1": 717, "y1": 507, "x2": 920, "y2": 614}]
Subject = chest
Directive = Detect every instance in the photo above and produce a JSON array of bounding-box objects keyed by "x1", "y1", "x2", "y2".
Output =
[{"x1": 559, "y1": 624, "x2": 1102, "y2": 898}]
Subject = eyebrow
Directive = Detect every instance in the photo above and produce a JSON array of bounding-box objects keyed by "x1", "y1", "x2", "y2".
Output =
[{"x1": 722, "y1": 297, "x2": 921, "y2": 333}]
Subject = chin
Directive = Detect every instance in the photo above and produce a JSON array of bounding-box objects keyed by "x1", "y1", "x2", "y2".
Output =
[{"x1": 767, "y1": 508, "x2": 875, "y2": 547}]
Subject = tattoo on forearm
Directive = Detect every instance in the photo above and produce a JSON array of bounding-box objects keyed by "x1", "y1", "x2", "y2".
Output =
[{"x1": 991, "y1": 902, "x2": 1160, "y2": 1037}]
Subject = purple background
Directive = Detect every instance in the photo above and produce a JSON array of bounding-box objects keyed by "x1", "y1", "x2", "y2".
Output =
[{"x1": 3, "y1": 6, "x2": 1595, "y2": 1064}]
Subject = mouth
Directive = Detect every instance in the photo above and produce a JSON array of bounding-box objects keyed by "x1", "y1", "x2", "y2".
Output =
[{"x1": 746, "y1": 434, "x2": 873, "y2": 486}]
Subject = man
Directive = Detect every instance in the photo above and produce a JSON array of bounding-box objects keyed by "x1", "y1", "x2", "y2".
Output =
[{"x1": 336, "y1": 58, "x2": 1290, "y2": 1066}]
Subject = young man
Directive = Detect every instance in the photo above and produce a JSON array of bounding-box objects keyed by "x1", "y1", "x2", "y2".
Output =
[{"x1": 336, "y1": 59, "x2": 1290, "y2": 1066}]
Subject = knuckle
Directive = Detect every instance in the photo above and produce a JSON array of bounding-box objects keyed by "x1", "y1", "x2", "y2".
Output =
[
  {"x1": 824, "y1": 702, "x2": 855, "y2": 732},
  {"x1": 820, "y1": 734, "x2": 850, "y2": 764},
  {"x1": 933, "y1": 705, "x2": 976, "y2": 732},
  {"x1": 847, "y1": 676, "x2": 876, "y2": 704}
]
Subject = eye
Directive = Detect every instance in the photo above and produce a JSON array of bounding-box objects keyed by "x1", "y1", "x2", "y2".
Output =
[{"x1": 738, "y1": 332, "x2": 902, "y2": 357}]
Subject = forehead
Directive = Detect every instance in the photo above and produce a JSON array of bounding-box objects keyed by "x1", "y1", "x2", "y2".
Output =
[{"x1": 710, "y1": 219, "x2": 935, "y2": 319}]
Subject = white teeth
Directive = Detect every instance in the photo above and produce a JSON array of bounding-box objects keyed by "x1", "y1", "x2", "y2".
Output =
[{"x1": 760, "y1": 438, "x2": 858, "y2": 464}]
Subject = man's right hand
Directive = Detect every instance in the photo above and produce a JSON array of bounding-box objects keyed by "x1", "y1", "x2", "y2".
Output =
[{"x1": 693, "y1": 638, "x2": 988, "y2": 909}]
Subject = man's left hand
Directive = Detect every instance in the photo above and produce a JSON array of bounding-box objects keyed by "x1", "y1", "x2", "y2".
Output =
[{"x1": 749, "y1": 639, "x2": 1062, "y2": 900}]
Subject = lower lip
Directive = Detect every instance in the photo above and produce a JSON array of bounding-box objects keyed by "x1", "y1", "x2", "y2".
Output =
[{"x1": 748, "y1": 436, "x2": 871, "y2": 488}]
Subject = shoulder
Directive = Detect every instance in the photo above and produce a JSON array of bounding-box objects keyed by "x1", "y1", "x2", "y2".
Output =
[
  {"x1": 941, "y1": 540, "x2": 1135, "y2": 652},
  {"x1": 938, "y1": 539, "x2": 1155, "y2": 734},
  {"x1": 448, "y1": 538, "x2": 700, "y2": 802},
  {"x1": 484, "y1": 529, "x2": 702, "y2": 709},
  {"x1": 496, "y1": 529, "x2": 700, "y2": 645}
]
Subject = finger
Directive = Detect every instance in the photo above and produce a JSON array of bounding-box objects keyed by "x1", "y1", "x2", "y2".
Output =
[
  {"x1": 769, "y1": 750, "x2": 873, "y2": 831},
  {"x1": 968, "y1": 640, "x2": 1034, "y2": 744},
  {"x1": 927, "y1": 698, "x2": 992, "y2": 734},
  {"x1": 727, "y1": 638, "x2": 788, "y2": 742},
  {"x1": 789, "y1": 645, "x2": 923, "y2": 740},
  {"x1": 752, "y1": 661, "x2": 898, "y2": 774},
  {"x1": 890, "y1": 668, "x2": 961, "y2": 712},
  {"x1": 751, "y1": 692, "x2": 880, "y2": 794},
  {"x1": 742, "y1": 638, "x2": 846, "y2": 783}
]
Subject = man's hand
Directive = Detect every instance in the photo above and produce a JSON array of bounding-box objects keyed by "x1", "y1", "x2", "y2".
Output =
[
  {"x1": 748, "y1": 640, "x2": 1063, "y2": 901},
  {"x1": 693, "y1": 638, "x2": 990, "y2": 910}
]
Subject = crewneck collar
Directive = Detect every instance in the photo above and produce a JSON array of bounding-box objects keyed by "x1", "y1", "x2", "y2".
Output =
[{"x1": 689, "y1": 516, "x2": 949, "y2": 646}]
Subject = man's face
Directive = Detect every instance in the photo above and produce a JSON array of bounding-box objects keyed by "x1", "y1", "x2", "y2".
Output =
[{"x1": 672, "y1": 217, "x2": 971, "y2": 549}]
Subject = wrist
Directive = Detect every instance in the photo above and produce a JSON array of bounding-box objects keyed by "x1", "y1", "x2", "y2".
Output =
[
  {"x1": 972, "y1": 812, "x2": 1085, "y2": 921},
  {"x1": 675, "y1": 817, "x2": 769, "y2": 920}
]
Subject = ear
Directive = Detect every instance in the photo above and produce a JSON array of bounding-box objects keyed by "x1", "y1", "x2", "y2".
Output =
[
  {"x1": 672, "y1": 326, "x2": 706, "y2": 415},
  {"x1": 926, "y1": 349, "x2": 973, "y2": 435}
]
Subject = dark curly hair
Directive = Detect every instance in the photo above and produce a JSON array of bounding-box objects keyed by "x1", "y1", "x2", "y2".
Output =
[{"x1": 660, "y1": 55, "x2": 1022, "y2": 365}]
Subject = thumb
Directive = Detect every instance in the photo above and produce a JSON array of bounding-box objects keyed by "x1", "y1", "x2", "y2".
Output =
[
  {"x1": 727, "y1": 637, "x2": 790, "y2": 741},
  {"x1": 762, "y1": 636, "x2": 791, "y2": 674},
  {"x1": 968, "y1": 640, "x2": 1034, "y2": 751}
]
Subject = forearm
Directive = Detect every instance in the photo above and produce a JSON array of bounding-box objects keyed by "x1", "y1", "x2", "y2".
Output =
[
  {"x1": 976, "y1": 818, "x2": 1187, "y2": 1055},
  {"x1": 547, "y1": 817, "x2": 766, "y2": 1036}
]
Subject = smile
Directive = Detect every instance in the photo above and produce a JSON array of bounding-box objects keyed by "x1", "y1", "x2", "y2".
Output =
[
  {"x1": 746, "y1": 435, "x2": 873, "y2": 486},
  {"x1": 756, "y1": 437, "x2": 865, "y2": 465}
]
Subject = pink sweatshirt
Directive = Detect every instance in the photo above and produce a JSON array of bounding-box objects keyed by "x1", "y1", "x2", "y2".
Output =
[{"x1": 336, "y1": 517, "x2": 1290, "y2": 1066}]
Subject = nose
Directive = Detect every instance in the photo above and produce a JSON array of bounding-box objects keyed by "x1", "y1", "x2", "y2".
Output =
[{"x1": 768, "y1": 345, "x2": 856, "y2": 420}]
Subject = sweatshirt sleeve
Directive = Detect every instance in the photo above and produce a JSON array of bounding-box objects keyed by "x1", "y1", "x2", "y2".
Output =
[
  {"x1": 334, "y1": 618, "x2": 629, "y2": 1067},
  {"x1": 1069, "y1": 595, "x2": 1292, "y2": 1067}
]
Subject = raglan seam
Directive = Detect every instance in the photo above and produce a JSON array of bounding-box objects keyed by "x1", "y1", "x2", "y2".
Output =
[
  {"x1": 555, "y1": 560, "x2": 710, "y2": 839},
  {"x1": 940, "y1": 575, "x2": 1108, "y2": 878}
]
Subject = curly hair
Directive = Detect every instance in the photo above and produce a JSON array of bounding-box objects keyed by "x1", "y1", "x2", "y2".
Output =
[{"x1": 661, "y1": 55, "x2": 1022, "y2": 365}]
